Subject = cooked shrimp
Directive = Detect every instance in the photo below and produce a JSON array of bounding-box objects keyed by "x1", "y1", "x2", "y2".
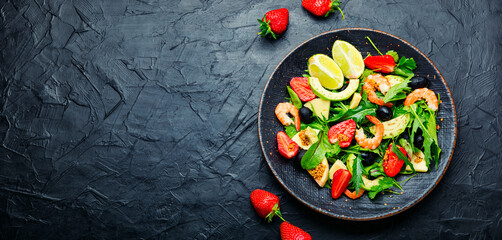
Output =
[
  {"x1": 363, "y1": 79, "x2": 393, "y2": 108},
  {"x1": 367, "y1": 73, "x2": 391, "y2": 95},
  {"x1": 404, "y1": 88, "x2": 438, "y2": 111},
  {"x1": 275, "y1": 102, "x2": 301, "y2": 131},
  {"x1": 355, "y1": 115, "x2": 384, "y2": 150}
]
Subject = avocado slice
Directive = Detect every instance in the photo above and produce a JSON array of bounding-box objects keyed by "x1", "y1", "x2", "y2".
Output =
[
  {"x1": 308, "y1": 158, "x2": 330, "y2": 187},
  {"x1": 345, "y1": 154, "x2": 356, "y2": 174},
  {"x1": 309, "y1": 77, "x2": 359, "y2": 101},
  {"x1": 291, "y1": 127, "x2": 320, "y2": 150},
  {"x1": 369, "y1": 114, "x2": 410, "y2": 139},
  {"x1": 385, "y1": 75, "x2": 405, "y2": 87},
  {"x1": 349, "y1": 92, "x2": 362, "y2": 109},
  {"x1": 305, "y1": 98, "x2": 330, "y2": 121},
  {"x1": 361, "y1": 176, "x2": 384, "y2": 191},
  {"x1": 405, "y1": 150, "x2": 428, "y2": 172},
  {"x1": 328, "y1": 160, "x2": 347, "y2": 180}
]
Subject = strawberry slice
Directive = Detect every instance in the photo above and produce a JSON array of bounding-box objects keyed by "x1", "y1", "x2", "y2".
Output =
[
  {"x1": 328, "y1": 119, "x2": 356, "y2": 148},
  {"x1": 364, "y1": 55, "x2": 396, "y2": 73},
  {"x1": 277, "y1": 131, "x2": 299, "y2": 159},
  {"x1": 331, "y1": 169, "x2": 352, "y2": 199},
  {"x1": 290, "y1": 77, "x2": 316, "y2": 102},
  {"x1": 383, "y1": 144, "x2": 408, "y2": 177}
]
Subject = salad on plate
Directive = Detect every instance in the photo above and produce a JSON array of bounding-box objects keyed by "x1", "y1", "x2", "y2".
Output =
[{"x1": 274, "y1": 38, "x2": 441, "y2": 200}]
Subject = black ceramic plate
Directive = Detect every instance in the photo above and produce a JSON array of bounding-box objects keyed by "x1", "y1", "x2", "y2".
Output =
[{"x1": 258, "y1": 28, "x2": 457, "y2": 221}]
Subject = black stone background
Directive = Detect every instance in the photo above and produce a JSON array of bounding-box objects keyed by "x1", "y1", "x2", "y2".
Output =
[{"x1": 0, "y1": 0, "x2": 501, "y2": 239}]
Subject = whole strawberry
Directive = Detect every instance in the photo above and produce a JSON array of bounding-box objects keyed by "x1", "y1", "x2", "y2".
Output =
[
  {"x1": 280, "y1": 222, "x2": 312, "y2": 240},
  {"x1": 258, "y1": 8, "x2": 289, "y2": 39},
  {"x1": 250, "y1": 189, "x2": 285, "y2": 222},
  {"x1": 302, "y1": 0, "x2": 345, "y2": 19}
]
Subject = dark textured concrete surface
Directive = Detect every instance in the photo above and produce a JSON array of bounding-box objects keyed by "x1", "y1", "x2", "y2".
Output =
[{"x1": 0, "y1": 0, "x2": 501, "y2": 239}]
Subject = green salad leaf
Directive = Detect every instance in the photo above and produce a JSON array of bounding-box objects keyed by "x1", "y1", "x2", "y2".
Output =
[
  {"x1": 394, "y1": 57, "x2": 417, "y2": 78},
  {"x1": 386, "y1": 50, "x2": 399, "y2": 62},
  {"x1": 301, "y1": 131, "x2": 326, "y2": 170},
  {"x1": 392, "y1": 142, "x2": 415, "y2": 172},
  {"x1": 284, "y1": 125, "x2": 297, "y2": 138},
  {"x1": 287, "y1": 86, "x2": 302, "y2": 109},
  {"x1": 328, "y1": 101, "x2": 376, "y2": 124},
  {"x1": 368, "y1": 177, "x2": 401, "y2": 199},
  {"x1": 383, "y1": 78, "x2": 411, "y2": 103},
  {"x1": 350, "y1": 155, "x2": 365, "y2": 194},
  {"x1": 408, "y1": 104, "x2": 441, "y2": 168}
]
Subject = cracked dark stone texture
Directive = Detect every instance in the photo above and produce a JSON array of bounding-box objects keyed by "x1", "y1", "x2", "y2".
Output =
[{"x1": 0, "y1": 0, "x2": 501, "y2": 239}]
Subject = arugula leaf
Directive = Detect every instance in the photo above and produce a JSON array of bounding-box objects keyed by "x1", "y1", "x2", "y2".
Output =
[
  {"x1": 408, "y1": 104, "x2": 441, "y2": 168},
  {"x1": 409, "y1": 105, "x2": 438, "y2": 146},
  {"x1": 386, "y1": 50, "x2": 399, "y2": 62},
  {"x1": 392, "y1": 142, "x2": 415, "y2": 172},
  {"x1": 287, "y1": 86, "x2": 302, "y2": 109},
  {"x1": 350, "y1": 155, "x2": 365, "y2": 194},
  {"x1": 368, "y1": 177, "x2": 399, "y2": 199},
  {"x1": 301, "y1": 132, "x2": 326, "y2": 169},
  {"x1": 383, "y1": 78, "x2": 411, "y2": 103},
  {"x1": 328, "y1": 100, "x2": 376, "y2": 124}
]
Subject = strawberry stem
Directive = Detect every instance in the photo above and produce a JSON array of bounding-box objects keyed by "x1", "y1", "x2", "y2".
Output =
[
  {"x1": 257, "y1": 17, "x2": 277, "y2": 39},
  {"x1": 337, "y1": 7, "x2": 345, "y2": 20},
  {"x1": 366, "y1": 36, "x2": 383, "y2": 55},
  {"x1": 265, "y1": 203, "x2": 285, "y2": 223},
  {"x1": 277, "y1": 212, "x2": 286, "y2": 222}
]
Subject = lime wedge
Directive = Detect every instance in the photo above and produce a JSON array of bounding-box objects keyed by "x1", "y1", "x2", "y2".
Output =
[
  {"x1": 308, "y1": 54, "x2": 344, "y2": 90},
  {"x1": 331, "y1": 40, "x2": 365, "y2": 79}
]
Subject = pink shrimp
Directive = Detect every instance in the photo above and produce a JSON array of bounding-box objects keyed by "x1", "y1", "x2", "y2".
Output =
[
  {"x1": 363, "y1": 77, "x2": 393, "y2": 108},
  {"x1": 404, "y1": 88, "x2": 438, "y2": 111},
  {"x1": 275, "y1": 102, "x2": 300, "y2": 131},
  {"x1": 355, "y1": 115, "x2": 384, "y2": 150},
  {"x1": 367, "y1": 73, "x2": 391, "y2": 95}
]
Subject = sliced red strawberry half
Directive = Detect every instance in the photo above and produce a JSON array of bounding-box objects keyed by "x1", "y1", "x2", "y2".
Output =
[
  {"x1": 331, "y1": 169, "x2": 351, "y2": 199},
  {"x1": 364, "y1": 55, "x2": 396, "y2": 73},
  {"x1": 290, "y1": 77, "x2": 316, "y2": 102},
  {"x1": 383, "y1": 144, "x2": 408, "y2": 177},
  {"x1": 277, "y1": 131, "x2": 299, "y2": 159},
  {"x1": 328, "y1": 119, "x2": 356, "y2": 148}
]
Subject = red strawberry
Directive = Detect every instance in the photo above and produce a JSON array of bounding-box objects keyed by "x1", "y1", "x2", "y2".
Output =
[
  {"x1": 250, "y1": 189, "x2": 284, "y2": 222},
  {"x1": 280, "y1": 222, "x2": 312, "y2": 240},
  {"x1": 277, "y1": 131, "x2": 299, "y2": 159},
  {"x1": 383, "y1": 144, "x2": 408, "y2": 177},
  {"x1": 364, "y1": 55, "x2": 396, "y2": 73},
  {"x1": 331, "y1": 169, "x2": 351, "y2": 199},
  {"x1": 328, "y1": 119, "x2": 356, "y2": 148},
  {"x1": 258, "y1": 8, "x2": 289, "y2": 39},
  {"x1": 302, "y1": 0, "x2": 344, "y2": 18},
  {"x1": 290, "y1": 77, "x2": 316, "y2": 102}
]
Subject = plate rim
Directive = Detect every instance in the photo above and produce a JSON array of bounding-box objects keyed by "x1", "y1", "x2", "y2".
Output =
[{"x1": 257, "y1": 27, "x2": 457, "y2": 221}]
